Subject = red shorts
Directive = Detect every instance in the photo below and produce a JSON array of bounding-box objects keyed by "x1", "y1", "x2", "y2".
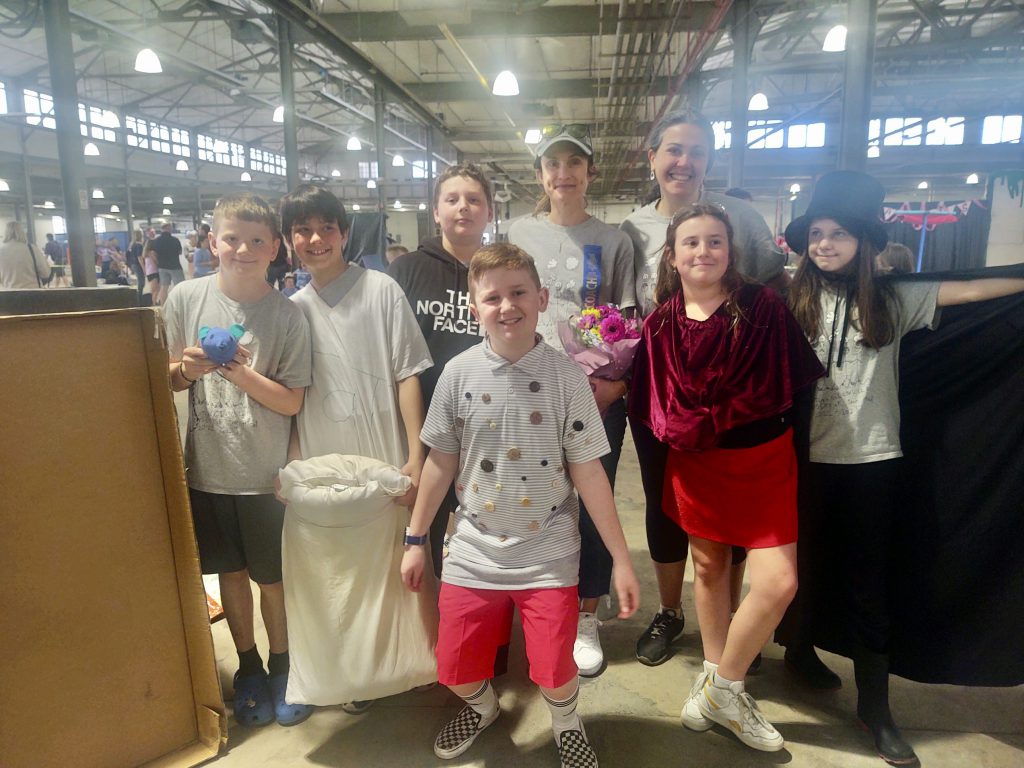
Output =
[{"x1": 436, "y1": 583, "x2": 578, "y2": 689}]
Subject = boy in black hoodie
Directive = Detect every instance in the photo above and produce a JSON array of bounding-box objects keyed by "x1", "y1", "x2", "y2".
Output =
[{"x1": 389, "y1": 162, "x2": 494, "y2": 576}]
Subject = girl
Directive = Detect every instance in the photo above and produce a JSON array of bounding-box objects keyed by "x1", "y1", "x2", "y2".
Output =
[
  {"x1": 508, "y1": 124, "x2": 636, "y2": 677},
  {"x1": 629, "y1": 203, "x2": 823, "y2": 752},
  {"x1": 620, "y1": 109, "x2": 788, "y2": 667},
  {"x1": 784, "y1": 170, "x2": 1024, "y2": 765}
]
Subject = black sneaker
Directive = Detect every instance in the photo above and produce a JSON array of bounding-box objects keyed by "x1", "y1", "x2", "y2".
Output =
[
  {"x1": 433, "y1": 704, "x2": 499, "y2": 759},
  {"x1": 557, "y1": 725, "x2": 599, "y2": 768},
  {"x1": 635, "y1": 609, "x2": 685, "y2": 666}
]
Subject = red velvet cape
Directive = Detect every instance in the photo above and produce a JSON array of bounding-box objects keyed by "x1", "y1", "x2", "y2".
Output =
[{"x1": 629, "y1": 284, "x2": 824, "y2": 451}]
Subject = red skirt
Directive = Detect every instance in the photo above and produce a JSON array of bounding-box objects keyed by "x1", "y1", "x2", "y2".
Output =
[{"x1": 662, "y1": 429, "x2": 797, "y2": 548}]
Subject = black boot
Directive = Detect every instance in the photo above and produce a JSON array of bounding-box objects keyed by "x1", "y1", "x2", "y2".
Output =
[
  {"x1": 854, "y1": 651, "x2": 919, "y2": 766},
  {"x1": 784, "y1": 644, "x2": 842, "y2": 690}
]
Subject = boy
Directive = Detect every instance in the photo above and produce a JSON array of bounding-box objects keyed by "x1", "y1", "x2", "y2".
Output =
[
  {"x1": 281, "y1": 184, "x2": 432, "y2": 708},
  {"x1": 388, "y1": 161, "x2": 492, "y2": 576},
  {"x1": 163, "y1": 193, "x2": 313, "y2": 728},
  {"x1": 401, "y1": 244, "x2": 640, "y2": 768}
]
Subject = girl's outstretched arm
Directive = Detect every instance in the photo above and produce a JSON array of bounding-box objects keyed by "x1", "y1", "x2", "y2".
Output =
[{"x1": 937, "y1": 277, "x2": 1024, "y2": 307}]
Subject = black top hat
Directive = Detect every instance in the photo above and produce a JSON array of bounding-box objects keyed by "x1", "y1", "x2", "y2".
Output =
[{"x1": 784, "y1": 170, "x2": 888, "y2": 254}]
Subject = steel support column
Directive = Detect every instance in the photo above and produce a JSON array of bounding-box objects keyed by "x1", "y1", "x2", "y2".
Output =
[
  {"x1": 11, "y1": 88, "x2": 35, "y2": 245},
  {"x1": 729, "y1": 0, "x2": 753, "y2": 189},
  {"x1": 42, "y1": 0, "x2": 95, "y2": 286},
  {"x1": 837, "y1": 0, "x2": 878, "y2": 171},
  {"x1": 278, "y1": 15, "x2": 300, "y2": 191},
  {"x1": 425, "y1": 126, "x2": 436, "y2": 216},
  {"x1": 373, "y1": 85, "x2": 388, "y2": 260}
]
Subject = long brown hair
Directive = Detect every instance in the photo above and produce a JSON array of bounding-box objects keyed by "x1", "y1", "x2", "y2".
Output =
[
  {"x1": 652, "y1": 203, "x2": 747, "y2": 328},
  {"x1": 788, "y1": 227, "x2": 896, "y2": 349}
]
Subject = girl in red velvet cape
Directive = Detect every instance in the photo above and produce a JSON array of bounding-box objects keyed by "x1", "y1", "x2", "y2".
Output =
[{"x1": 629, "y1": 203, "x2": 823, "y2": 753}]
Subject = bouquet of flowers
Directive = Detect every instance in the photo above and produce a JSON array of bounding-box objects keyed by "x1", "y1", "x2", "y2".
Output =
[{"x1": 557, "y1": 304, "x2": 642, "y2": 380}]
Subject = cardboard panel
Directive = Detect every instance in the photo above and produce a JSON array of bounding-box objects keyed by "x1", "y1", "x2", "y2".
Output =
[{"x1": 0, "y1": 309, "x2": 225, "y2": 768}]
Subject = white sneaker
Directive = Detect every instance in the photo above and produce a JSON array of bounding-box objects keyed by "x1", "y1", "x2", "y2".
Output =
[
  {"x1": 680, "y1": 661, "x2": 715, "y2": 732},
  {"x1": 573, "y1": 612, "x2": 604, "y2": 677},
  {"x1": 698, "y1": 676, "x2": 784, "y2": 752}
]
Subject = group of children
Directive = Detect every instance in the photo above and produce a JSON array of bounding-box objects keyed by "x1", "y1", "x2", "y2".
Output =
[{"x1": 161, "y1": 110, "x2": 1023, "y2": 768}]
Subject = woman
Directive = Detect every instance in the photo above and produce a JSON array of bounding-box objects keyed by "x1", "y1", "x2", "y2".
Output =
[
  {"x1": 128, "y1": 229, "x2": 147, "y2": 299},
  {"x1": 507, "y1": 123, "x2": 636, "y2": 678},
  {"x1": 0, "y1": 221, "x2": 50, "y2": 289},
  {"x1": 619, "y1": 109, "x2": 790, "y2": 668}
]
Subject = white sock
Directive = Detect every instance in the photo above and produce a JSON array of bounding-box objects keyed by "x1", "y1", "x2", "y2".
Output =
[
  {"x1": 542, "y1": 681, "x2": 581, "y2": 739},
  {"x1": 460, "y1": 680, "x2": 498, "y2": 718},
  {"x1": 711, "y1": 671, "x2": 742, "y2": 691},
  {"x1": 702, "y1": 659, "x2": 718, "y2": 675}
]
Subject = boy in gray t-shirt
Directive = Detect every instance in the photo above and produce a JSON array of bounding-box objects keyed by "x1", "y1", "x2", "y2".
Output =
[{"x1": 163, "y1": 193, "x2": 312, "y2": 729}]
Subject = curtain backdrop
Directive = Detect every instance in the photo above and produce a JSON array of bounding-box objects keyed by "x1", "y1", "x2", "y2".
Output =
[{"x1": 882, "y1": 200, "x2": 991, "y2": 272}]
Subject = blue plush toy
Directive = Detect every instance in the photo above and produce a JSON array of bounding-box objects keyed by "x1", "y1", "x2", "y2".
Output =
[{"x1": 199, "y1": 324, "x2": 246, "y2": 365}]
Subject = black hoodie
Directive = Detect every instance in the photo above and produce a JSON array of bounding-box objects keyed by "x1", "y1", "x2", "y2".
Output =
[{"x1": 388, "y1": 236, "x2": 482, "y2": 404}]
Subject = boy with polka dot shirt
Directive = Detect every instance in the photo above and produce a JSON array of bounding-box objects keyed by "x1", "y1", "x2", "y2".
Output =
[{"x1": 401, "y1": 243, "x2": 640, "y2": 768}]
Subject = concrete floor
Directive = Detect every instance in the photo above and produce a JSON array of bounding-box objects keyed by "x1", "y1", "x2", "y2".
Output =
[{"x1": 177, "y1": 394, "x2": 1024, "y2": 768}]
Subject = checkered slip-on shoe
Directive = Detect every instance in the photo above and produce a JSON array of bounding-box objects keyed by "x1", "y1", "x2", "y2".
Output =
[
  {"x1": 557, "y1": 727, "x2": 599, "y2": 768},
  {"x1": 433, "y1": 704, "x2": 500, "y2": 759}
]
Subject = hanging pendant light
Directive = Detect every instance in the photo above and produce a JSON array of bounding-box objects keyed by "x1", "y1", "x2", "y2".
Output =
[
  {"x1": 84, "y1": 142, "x2": 100, "y2": 156},
  {"x1": 391, "y1": 154, "x2": 405, "y2": 167},
  {"x1": 134, "y1": 48, "x2": 163, "y2": 74},
  {"x1": 748, "y1": 93, "x2": 769, "y2": 111},
  {"x1": 823, "y1": 25, "x2": 847, "y2": 52},
  {"x1": 492, "y1": 70, "x2": 520, "y2": 96},
  {"x1": 366, "y1": 179, "x2": 377, "y2": 189},
  {"x1": 347, "y1": 136, "x2": 362, "y2": 151},
  {"x1": 175, "y1": 159, "x2": 189, "y2": 171},
  {"x1": 92, "y1": 188, "x2": 104, "y2": 199},
  {"x1": 110, "y1": 204, "x2": 120, "y2": 213},
  {"x1": 272, "y1": 105, "x2": 284, "y2": 123},
  {"x1": 240, "y1": 171, "x2": 252, "y2": 182}
]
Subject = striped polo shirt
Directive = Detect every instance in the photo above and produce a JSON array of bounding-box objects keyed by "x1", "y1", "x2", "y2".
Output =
[{"x1": 421, "y1": 336, "x2": 610, "y2": 589}]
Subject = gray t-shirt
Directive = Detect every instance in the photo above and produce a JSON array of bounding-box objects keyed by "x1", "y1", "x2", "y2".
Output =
[
  {"x1": 163, "y1": 277, "x2": 312, "y2": 494},
  {"x1": 421, "y1": 337, "x2": 610, "y2": 590},
  {"x1": 507, "y1": 214, "x2": 636, "y2": 346},
  {"x1": 620, "y1": 194, "x2": 787, "y2": 316},
  {"x1": 809, "y1": 281, "x2": 940, "y2": 464}
]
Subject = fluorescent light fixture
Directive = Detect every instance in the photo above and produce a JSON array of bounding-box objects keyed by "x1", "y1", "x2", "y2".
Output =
[
  {"x1": 789, "y1": 183, "x2": 801, "y2": 195},
  {"x1": 0, "y1": 179, "x2": 9, "y2": 192},
  {"x1": 273, "y1": 105, "x2": 284, "y2": 123},
  {"x1": 823, "y1": 25, "x2": 847, "y2": 52},
  {"x1": 92, "y1": 188, "x2": 104, "y2": 199},
  {"x1": 966, "y1": 173, "x2": 980, "y2": 184},
  {"x1": 867, "y1": 145, "x2": 880, "y2": 158},
  {"x1": 162, "y1": 208, "x2": 171, "y2": 215},
  {"x1": 162, "y1": 196, "x2": 173, "y2": 205},
  {"x1": 392, "y1": 154, "x2": 405, "y2": 167},
  {"x1": 240, "y1": 171, "x2": 252, "y2": 182},
  {"x1": 367, "y1": 179, "x2": 377, "y2": 189},
  {"x1": 351, "y1": 203, "x2": 361, "y2": 211},
  {"x1": 492, "y1": 70, "x2": 520, "y2": 96},
  {"x1": 44, "y1": 200, "x2": 55, "y2": 209},
  {"x1": 110, "y1": 204, "x2": 120, "y2": 213},
  {"x1": 393, "y1": 200, "x2": 402, "y2": 209},
  {"x1": 748, "y1": 92, "x2": 769, "y2": 111},
  {"x1": 331, "y1": 169, "x2": 341, "y2": 177},
  {"x1": 346, "y1": 136, "x2": 362, "y2": 151},
  {"x1": 134, "y1": 48, "x2": 163, "y2": 74},
  {"x1": 418, "y1": 202, "x2": 427, "y2": 210},
  {"x1": 84, "y1": 142, "x2": 100, "y2": 156},
  {"x1": 917, "y1": 181, "x2": 928, "y2": 190},
  {"x1": 175, "y1": 159, "x2": 189, "y2": 171},
  {"x1": 524, "y1": 128, "x2": 542, "y2": 144}
]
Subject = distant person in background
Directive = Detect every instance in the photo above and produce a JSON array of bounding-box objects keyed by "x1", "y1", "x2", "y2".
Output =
[
  {"x1": 0, "y1": 221, "x2": 49, "y2": 289},
  {"x1": 193, "y1": 231, "x2": 217, "y2": 278},
  {"x1": 128, "y1": 230, "x2": 146, "y2": 299},
  {"x1": 143, "y1": 236, "x2": 160, "y2": 303},
  {"x1": 267, "y1": 238, "x2": 290, "y2": 289},
  {"x1": 280, "y1": 273, "x2": 297, "y2": 298},
  {"x1": 294, "y1": 263, "x2": 311, "y2": 290},
  {"x1": 153, "y1": 222, "x2": 184, "y2": 305},
  {"x1": 724, "y1": 187, "x2": 754, "y2": 202},
  {"x1": 44, "y1": 232, "x2": 69, "y2": 288},
  {"x1": 385, "y1": 244, "x2": 409, "y2": 264},
  {"x1": 876, "y1": 242, "x2": 915, "y2": 275}
]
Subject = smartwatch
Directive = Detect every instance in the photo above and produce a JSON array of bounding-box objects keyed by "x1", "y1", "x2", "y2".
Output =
[{"x1": 404, "y1": 527, "x2": 428, "y2": 546}]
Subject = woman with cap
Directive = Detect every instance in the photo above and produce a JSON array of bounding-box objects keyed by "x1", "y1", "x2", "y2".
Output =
[
  {"x1": 783, "y1": 169, "x2": 1024, "y2": 766},
  {"x1": 620, "y1": 109, "x2": 788, "y2": 670},
  {"x1": 507, "y1": 124, "x2": 636, "y2": 680}
]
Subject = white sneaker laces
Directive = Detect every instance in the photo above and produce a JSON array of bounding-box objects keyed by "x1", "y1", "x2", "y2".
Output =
[{"x1": 737, "y1": 692, "x2": 774, "y2": 733}]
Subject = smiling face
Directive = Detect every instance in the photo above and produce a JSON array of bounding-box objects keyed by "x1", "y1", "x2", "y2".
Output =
[
  {"x1": 649, "y1": 122, "x2": 711, "y2": 207},
  {"x1": 434, "y1": 175, "x2": 493, "y2": 249},
  {"x1": 470, "y1": 266, "x2": 549, "y2": 362},
  {"x1": 668, "y1": 214, "x2": 730, "y2": 292},
  {"x1": 289, "y1": 215, "x2": 349, "y2": 285},
  {"x1": 808, "y1": 218, "x2": 859, "y2": 274},
  {"x1": 211, "y1": 217, "x2": 279, "y2": 284},
  {"x1": 536, "y1": 143, "x2": 592, "y2": 209}
]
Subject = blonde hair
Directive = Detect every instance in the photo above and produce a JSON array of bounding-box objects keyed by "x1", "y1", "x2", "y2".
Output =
[
  {"x1": 468, "y1": 243, "x2": 542, "y2": 301},
  {"x1": 4, "y1": 221, "x2": 26, "y2": 244},
  {"x1": 212, "y1": 193, "x2": 278, "y2": 235}
]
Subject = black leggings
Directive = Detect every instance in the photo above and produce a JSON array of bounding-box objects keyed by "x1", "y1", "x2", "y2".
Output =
[{"x1": 630, "y1": 417, "x2": 746, "y2": 565}]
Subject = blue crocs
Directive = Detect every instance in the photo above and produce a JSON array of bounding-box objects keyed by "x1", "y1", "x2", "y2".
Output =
[
  {"x1": 269, "y1": 673, "x2": 313, "y2": 727},
  {"x1": 232, "y1": 670, "x2": 274, "y2": 727}
]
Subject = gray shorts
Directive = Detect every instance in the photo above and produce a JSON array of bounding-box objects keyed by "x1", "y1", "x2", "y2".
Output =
[
  {"x1": 188, "y1": 489, "x2": 285, "y2": 583},
  {"x1": 159, "y1": 268, "x2": 185, "y2": 287}
]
